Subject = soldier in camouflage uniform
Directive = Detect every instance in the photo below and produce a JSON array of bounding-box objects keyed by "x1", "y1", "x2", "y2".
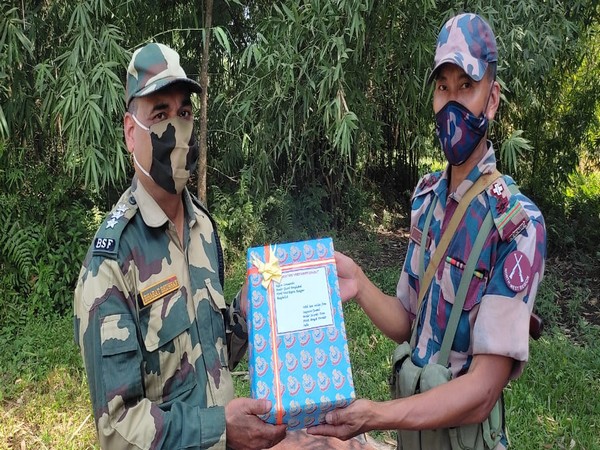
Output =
[
  {"x1": 73, "y1": 43, "x2": 286, "y2": 450},
  {"x1": 308, "y1": 13, "x2": 546, "y2": 449}
]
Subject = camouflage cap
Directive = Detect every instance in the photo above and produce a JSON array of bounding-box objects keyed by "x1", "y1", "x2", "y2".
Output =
[
  {"x1": 126, "y1": 43, "x2": 202, "y2": 107},
  {"x1": 429, "y1": 13, "x2": 497, "y2": 83}
]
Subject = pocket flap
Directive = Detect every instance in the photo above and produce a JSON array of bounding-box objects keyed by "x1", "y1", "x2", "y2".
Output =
[
  {"x1": 205, "y1": 277, "x2": 227, "y2": 311},
  {"x1": 100, "y1": 314, "x2": 138, "y2": 356},
  {"x1": 139, "y1": 290, "x2": 191, "y2": 352}
]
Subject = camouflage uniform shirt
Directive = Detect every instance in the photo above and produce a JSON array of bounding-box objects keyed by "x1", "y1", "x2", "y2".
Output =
[
  {"x1": 397, "y1": 143, "x2": 546, "y2": 447},
  {"x1": 74, "y1": 177, "x2": 246, "y2": 449}
]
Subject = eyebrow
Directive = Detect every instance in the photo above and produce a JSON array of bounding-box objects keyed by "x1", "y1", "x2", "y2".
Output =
[
  {"x1": 436, "y1": 73, "x2": 472, "y2": 83},
  {"x1": 149, "y1": 97, "x2": 192, "y2": 114}
]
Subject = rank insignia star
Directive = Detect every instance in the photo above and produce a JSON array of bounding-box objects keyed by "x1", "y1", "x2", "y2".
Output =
[
  {"x1": 116, "y1": 203, "x2": 129, "y2": 214},
  {"x1": 106, "y1": 218, "x2": 119, "y2": 229},
  {"x1": 111, "y1": 210, "x2": 125, "y2": 220}
]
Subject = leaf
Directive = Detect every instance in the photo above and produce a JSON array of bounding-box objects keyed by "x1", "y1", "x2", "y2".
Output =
[{"x1": 213, "y1": 26, "x2": 231, "y2": 55}]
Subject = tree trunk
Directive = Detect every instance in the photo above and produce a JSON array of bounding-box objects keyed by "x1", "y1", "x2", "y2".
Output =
[{"x1": 198, "y1": 0, "x2": 213, "y2": 205}]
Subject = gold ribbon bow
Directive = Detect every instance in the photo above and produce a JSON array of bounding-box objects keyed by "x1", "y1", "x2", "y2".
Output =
[{"x1": 252, "y1": 247, "x2": 282, "y2": 288}]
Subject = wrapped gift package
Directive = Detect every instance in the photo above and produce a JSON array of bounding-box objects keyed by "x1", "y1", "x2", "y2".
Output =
[{"x1": 247, "y1": 237, "x2": 356, "y2": 430}]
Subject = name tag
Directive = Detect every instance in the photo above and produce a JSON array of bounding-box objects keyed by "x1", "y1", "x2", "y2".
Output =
[
  {"x1": 140, "y1": 275, "x2": 180, "y2": 306},
  {"x1": 409, "y1": 225, "x2": 431, "y2": 248}
]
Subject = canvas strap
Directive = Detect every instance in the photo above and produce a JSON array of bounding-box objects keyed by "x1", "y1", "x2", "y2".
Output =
[{"x1": 437, "y1": 210, "x2": 494, "y2": 366}]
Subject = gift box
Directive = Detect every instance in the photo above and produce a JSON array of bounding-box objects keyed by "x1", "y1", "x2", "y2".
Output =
[{"x1": 247, "y1": 237, "x2": 356, "y2": 430}]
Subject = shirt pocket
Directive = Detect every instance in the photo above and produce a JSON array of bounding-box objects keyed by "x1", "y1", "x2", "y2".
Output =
[
  {"x1": 100, "y1": 314, "x2": 144, "y2": 411},
  {"x1": 138, "y1": 289, "x2": 197, "y2": 402},
  {"x1": 440, "y1": 258, "x2": 486, "y2": 311},
  {"x1": 205, "y1": 277, "x2": 228, "y2": 367}
]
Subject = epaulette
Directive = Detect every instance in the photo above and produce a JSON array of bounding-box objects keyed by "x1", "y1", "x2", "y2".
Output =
[
  {"x1": 413, "y1": 171, "x2": 443, "y2": 199},
  {"x1": 486, "y1": 176, "x2": 530, "y2": 242},
  {"x1": 92, "y1": 196, "x2": 139, "y2": 258}
]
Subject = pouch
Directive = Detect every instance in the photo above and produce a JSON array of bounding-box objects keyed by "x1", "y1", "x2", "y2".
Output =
[{"x1": 390, "y1": 342, "x2": 502, "y2": 450}]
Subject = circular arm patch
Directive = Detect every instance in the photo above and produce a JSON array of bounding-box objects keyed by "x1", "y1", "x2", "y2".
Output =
[{"x1": 503, "y1": 250, "x2": 532, "y2": 292}]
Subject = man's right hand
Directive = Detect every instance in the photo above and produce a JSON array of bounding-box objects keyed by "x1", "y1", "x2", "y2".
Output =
[
  {"x1": 334, "y1": 251, "x2": 361, "y2": 302},
  {"x1": 225, "y1": 398, "x2": 287, "y2": 450}
]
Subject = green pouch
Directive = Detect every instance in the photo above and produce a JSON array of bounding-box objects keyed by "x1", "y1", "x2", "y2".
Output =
[
  {"x1": 390, "y1": 342, "x2": 453, "y2": 450},
  {"x1": 390, "y1": 341, "x2": 502, "y2": 450},
  {"x1": 448, "y1": 396, "x2": 503, "y2": 450}
]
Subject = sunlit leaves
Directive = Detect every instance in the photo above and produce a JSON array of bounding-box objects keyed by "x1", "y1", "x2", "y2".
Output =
[{"x1": 500, "y1": 130, "x2": 531, "y2": 174}]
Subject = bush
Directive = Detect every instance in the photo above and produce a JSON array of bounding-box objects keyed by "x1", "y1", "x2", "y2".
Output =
[
  {"x1": 0, "y1": 164, "x2": 97, "y2": 329},
  {"x1": 565, "y1": 171, "x2": 600, "y2": 256}
]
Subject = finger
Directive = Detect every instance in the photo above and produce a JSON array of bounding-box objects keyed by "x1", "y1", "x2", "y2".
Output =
[
  {"x1": 325, "y1": 409, "x2": 342, "y2": 425},
  {"x1": 306, "y1": 423, "x2": 341, "y2": 438},
  {"x1": 269, "y1": 425, "x2": 287, "y2": 446},
  {"x1": 249, "y1": 398, "x2": 272, "y2": 415}
]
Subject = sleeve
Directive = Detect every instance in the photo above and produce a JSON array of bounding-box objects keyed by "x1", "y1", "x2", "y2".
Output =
[
  {"x1": 472, "y1": 216, "x2": 546, "y2": 379},
  {"x1": 73, "y1": 257, "x2": 227, "y2": 450},
  {"x1": 225, "y1": 291, "x2": 249, "y2": 371}
]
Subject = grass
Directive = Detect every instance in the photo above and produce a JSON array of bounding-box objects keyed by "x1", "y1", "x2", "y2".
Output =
[
  {"x1": 0, "y1": 315, "x2": 98, "y2": 449},
  {"x1": 1, "y1": 238, "x2": 599, "y2": 449}
]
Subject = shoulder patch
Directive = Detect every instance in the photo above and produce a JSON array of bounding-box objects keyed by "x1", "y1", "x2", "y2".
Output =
[
  {"x1": 413, "y1": 171, "x2": 442, "y2": 198},
  {"x1": 486, "y1": 177, "x2": 529, "y2": 242},
  {"x1": 92, "y1": 198, "x2": 138, "y2": 258}
]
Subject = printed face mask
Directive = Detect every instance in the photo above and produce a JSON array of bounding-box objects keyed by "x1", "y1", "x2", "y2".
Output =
[
  {"x1": 132, "y1": 114, "x2": 199, "y2": 194},
  {"x1": 435, "y1": 100, "x2": 488, "y2": 166}
]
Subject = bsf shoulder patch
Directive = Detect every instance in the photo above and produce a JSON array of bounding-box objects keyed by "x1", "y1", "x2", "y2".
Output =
[
  {"x1": 94, "y1": 237, "x2": 116, "y2": 253},
  {"x1": 92, "y1": 200, "x2": 138, "y2": 258},
  {"x1": 140, "y1": 275, "x2": 180, "y2": 307}
]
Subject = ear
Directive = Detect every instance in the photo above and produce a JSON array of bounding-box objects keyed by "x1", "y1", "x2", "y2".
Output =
[
  {"x1": 485, "y1": 80, "x2": 501, "y2": 121},
  {"x1": 124, "y1": 112, "x2": 135, "y2": 154}
]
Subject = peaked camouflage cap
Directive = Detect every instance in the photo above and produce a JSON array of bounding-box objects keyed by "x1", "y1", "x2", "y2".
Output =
[
  {"x1": 429, "y1": 13, "x2": 498, "y2": 83},
  {"x1": 126, "y1": 43, "x2": 202, "y2": 107}
]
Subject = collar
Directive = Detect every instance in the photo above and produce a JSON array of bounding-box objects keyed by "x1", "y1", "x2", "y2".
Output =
[
  {"x1": 131, "y1": 176, "x2": 195, "y2": 228},
  {"x1": 446, "y1": 141, "x2": 497, "y2": 203}
]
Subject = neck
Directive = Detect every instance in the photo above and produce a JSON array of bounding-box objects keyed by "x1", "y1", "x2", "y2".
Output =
[
  {"x1": 138, "y1": 175, "x2": 186, "y2": 242},
  {"x1": 157, "y1": 188, "x2": 185, "y2": 245},
  {"x1": 448, "y1": 138, "x2": 488, "y2": 193}
]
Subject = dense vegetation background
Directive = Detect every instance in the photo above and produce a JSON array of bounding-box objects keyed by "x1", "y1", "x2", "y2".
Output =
[{"x1": 0, "y1": 0, "x2": 599, "y2": 448}]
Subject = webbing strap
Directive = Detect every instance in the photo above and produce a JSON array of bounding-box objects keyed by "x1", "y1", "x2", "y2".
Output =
[
  {"x1": 419, "y1": 197, "x2": 437, "y2": 281},
  {"x1": 438, "y1": 210, "x2": 494, "y2": 367}
]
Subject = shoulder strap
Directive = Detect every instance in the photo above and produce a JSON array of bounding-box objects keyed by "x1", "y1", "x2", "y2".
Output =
[
  {"x1": 437, "y1": 210, "x2": 494, "y2": 366},
  {"x1": 418, "y1": 197, "x2": 437, "y2": 280}
]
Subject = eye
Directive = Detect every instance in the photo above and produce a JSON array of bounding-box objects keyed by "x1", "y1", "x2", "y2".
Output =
[
  {"x1": 153, "y1": 112, "x2": 167, "y2": 121},
  {"x1": 460, "y1": 81, "x2": 471, "y2": 89},
  {"x1": 436, "y1": 83, "x2": 447, "y2": 91},
  {"x1": 179, "y1": 109, "x2": 192, "y2": 119}
]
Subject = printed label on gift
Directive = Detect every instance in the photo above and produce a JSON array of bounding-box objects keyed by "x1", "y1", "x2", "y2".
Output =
[{"x1": 274, "y1": 267, "x2": 334, "y2": 334}]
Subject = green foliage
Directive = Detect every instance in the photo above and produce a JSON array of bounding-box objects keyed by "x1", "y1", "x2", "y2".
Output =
[
  {"x1": 210, "y1": 170, "x2": 294, "y2": 258},
  {"x1": 564, "y1": 171, "x2": 600, "y2": 255},
  {"x1": 0, "y1": 148, "x2": 97, "y2": 328},
  {"x1": 216, "y1": 0, "x2": 376, "y2": 226},
  {"x1": 500, "y1": 130, "x2": 531, "y2": 173}
]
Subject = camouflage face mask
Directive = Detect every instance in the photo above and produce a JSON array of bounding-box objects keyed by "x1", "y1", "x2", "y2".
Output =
[
  {"x1": 435, "y1": 101, "x2": 488, "y2": 166},
  {"x1": 434, "y1": 82, "x2": 494, "y2": 166},
  {"x1": 132, "y1": 115, "x2": 199, "y2": 194}
]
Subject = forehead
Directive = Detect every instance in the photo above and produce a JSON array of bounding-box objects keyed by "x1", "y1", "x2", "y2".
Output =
[
  {"x1": 435, "y1": 63, "x2": 476, "y2": 82},
  {"x1": 136, "y1": 84, "x2": 193, "y2": 110}
]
